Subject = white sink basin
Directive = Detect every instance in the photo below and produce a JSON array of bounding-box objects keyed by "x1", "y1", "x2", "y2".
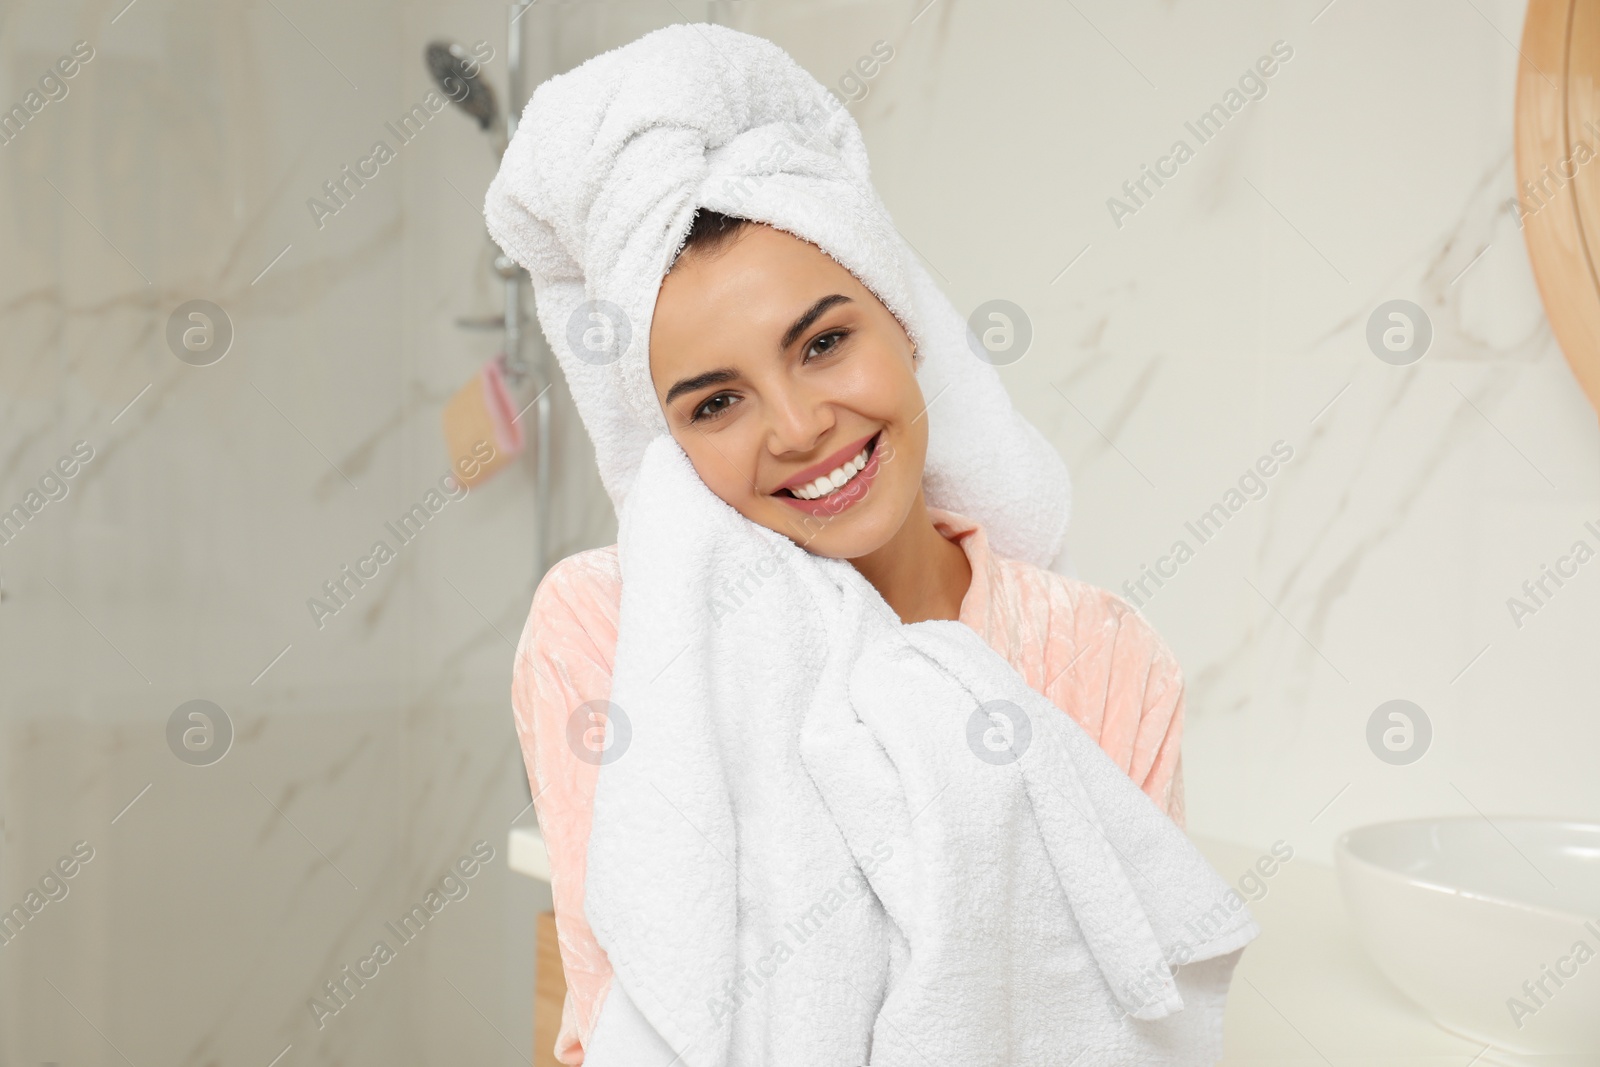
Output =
[{"x1": 1335, "y1": 817, "x2": 1600, "y2": 1064}]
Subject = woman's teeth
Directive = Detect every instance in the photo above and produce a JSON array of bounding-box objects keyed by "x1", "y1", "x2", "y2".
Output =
[{"x1": 789, "y1": 439, "x2": 873, "y2": 500}]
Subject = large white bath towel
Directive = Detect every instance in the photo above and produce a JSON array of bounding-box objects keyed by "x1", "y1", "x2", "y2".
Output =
[{"x1": 579, "y1": 435, "x2": 1257, "y2": 1066}]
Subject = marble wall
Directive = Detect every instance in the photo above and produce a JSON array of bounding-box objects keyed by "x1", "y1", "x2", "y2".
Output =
[
  {"x1": 1, "y1": 0, "x2": 1595, "y2": 1064},
  {"x1": 0, "y1": 1, "x2": 618, "y2": 1064}
]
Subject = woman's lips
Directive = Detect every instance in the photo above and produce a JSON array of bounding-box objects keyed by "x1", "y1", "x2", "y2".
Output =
[
  {"x1": 773, "y1": 432, "x2": 882, "y2": 517},
  {"x1": 773, "y1": 430, "x2": 879, "y2": 493}
]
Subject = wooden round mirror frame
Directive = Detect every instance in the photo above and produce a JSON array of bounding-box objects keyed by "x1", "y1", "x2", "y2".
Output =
[{"x1": 1517, "y1": 0, "x2": 1600, "y2": 421}]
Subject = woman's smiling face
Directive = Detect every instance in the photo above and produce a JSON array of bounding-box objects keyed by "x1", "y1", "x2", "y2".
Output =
[{"x1": 648, "y1": 221, "x2": 928, "y2": 558}]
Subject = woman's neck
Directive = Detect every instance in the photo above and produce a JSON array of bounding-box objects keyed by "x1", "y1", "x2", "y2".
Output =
[{"x1": 849, "y1": 490, "x2": 972, "y2": 625}]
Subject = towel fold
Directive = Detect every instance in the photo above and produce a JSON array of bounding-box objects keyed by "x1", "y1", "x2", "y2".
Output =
[{"x1": 581, "y1": 436, "x2": 1257, "y2": 1067}]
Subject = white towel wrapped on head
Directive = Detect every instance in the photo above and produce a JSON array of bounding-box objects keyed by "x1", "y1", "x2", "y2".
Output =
[{"x1": 483, "y1": 21, "x2": 1073, "y2": 570}]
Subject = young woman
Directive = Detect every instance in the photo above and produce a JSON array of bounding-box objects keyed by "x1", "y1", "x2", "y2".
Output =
[{"x1": 511, "y1": 208, "x2": 1190, "y2": 1064}]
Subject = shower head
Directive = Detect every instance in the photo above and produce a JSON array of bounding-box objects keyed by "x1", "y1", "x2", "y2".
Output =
[{"x1": 425, "y1": 40, "x2": 506, "y2": 155}]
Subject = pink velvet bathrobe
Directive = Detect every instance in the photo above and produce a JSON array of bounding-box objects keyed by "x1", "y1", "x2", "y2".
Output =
[{"x1": 511, "y1": 506, "x2": 1190, "y2": 1066}]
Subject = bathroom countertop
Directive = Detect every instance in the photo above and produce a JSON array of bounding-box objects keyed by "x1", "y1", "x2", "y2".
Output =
[
  {"x1": 506, "y1": 828, "x2": 1571, "y2": 1064},
  {"x1": 1191, "y1": 835, "x2": 1594, "y2": 1066}
]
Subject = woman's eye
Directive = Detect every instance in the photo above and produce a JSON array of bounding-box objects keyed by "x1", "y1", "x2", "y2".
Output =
[
  {"x1": 691, "y1": 393, "x2": 735, "y2": 423},
  {"x1": 805, "y1": 328, "x2": 850, "y2": 361}
]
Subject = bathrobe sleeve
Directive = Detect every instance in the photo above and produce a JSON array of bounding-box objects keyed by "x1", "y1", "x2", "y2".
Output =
[
  {"x1": 510, "y1": 548, "x2": 624, "y2": 1066},
  {"x1": 1018, "y1": 570, "x2": 1188, "y2": 830}
]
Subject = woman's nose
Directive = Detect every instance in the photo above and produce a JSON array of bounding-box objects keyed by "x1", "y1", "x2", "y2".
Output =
[{"x1": 765, "y1": 381, "x2": 833, "y2": 456}]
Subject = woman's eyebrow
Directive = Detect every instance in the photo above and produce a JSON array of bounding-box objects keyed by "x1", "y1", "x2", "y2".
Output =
[
  {"x1": 664, "y1": 294, "x2": 857, "y2": 407},
  {"x1": 664, "y1": 367, "x2": 737, "y2": 407},
  {"x1": 779, "y1": 294, "x2": 853, "y2": 351}
]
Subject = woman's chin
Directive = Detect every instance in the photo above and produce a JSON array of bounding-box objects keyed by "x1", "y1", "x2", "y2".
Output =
[
  {"x1": 813, "y1": 534, "x2": 894, "y2": 561},
  {"x1": 763, "y1": 486, "x2": 904, "y2": 559}
]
